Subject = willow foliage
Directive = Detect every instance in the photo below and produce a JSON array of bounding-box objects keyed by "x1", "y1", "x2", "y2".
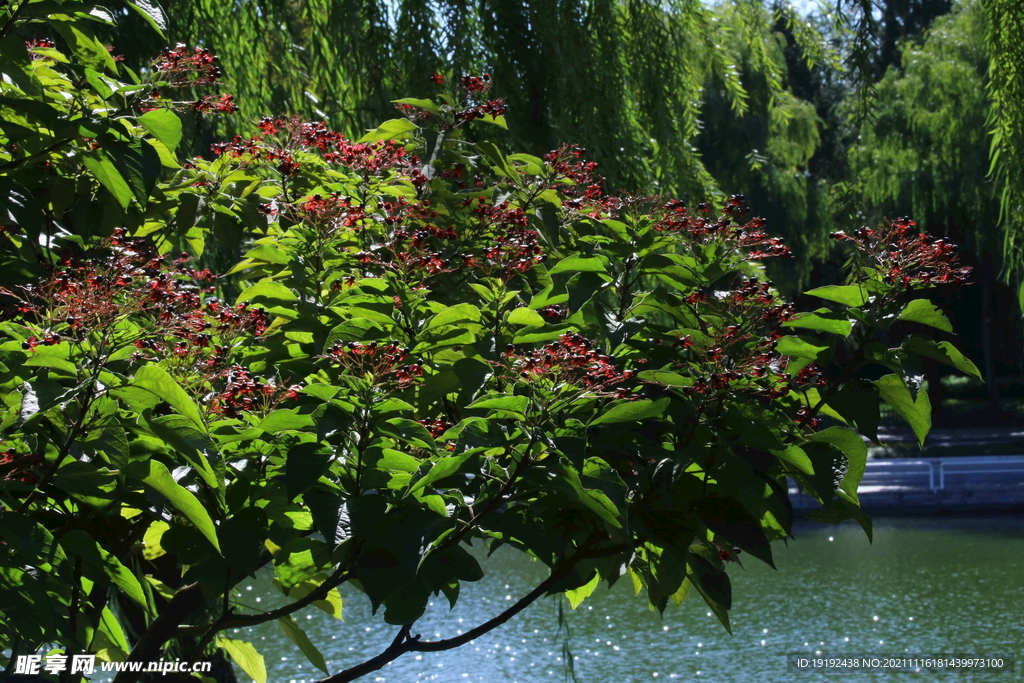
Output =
[
  {"x1": 982, "y1": 0, "x2": 1024, "y2": 295},
  {"x1": 150, "y1": 0, "x2": 827, "y2": 202},
  {"x1": 697, "y1": 3, "x2": 831, "y2": 291},
  {"x1": 848, "y1": 0, "x2": 994, "y2": 250}
]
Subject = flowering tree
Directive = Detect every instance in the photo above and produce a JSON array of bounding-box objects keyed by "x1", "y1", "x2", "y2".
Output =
[{"x1": 0, "y1": 4, "x2": 981, "y2": 683}]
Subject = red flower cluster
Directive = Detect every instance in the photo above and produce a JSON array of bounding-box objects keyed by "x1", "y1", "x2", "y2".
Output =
[
  {"x1": 0, "y1": 232, "x2": 283, "y2": 416},
  {"x1": 794, "y1": 405, "x2": 821, "y2": 430},
  {"x1": 156, "y1": 44, "x2": 222, "y2": 85},
  {"x1": 355, "y1": 218, "x2": 460, "y2": 277},
  {"x1": 380, "y1": 197, "x2": 438, "y2": 229},
  {"x1": 326, "y1": 139, "x2": 416, "y2": 176},
  {"x1": 25, "y1": 38, "x2": 55, "y2": 61},
  {"x1": 653, "y1": 198, "x2": 792, "y2": 259},
  {"x1": 0, "y1": 232, "x2": 217, "y2": 342},
  {"x1": 418, "y1": 417, "x2": 452, "y2": 438},
  {"x1": 192, "y1": 93, "x2": 238, "y2": 114},
  {"x1": 453, "y1": 98, "x2": 507, "y2": 125},
  {"x1": 208, "y1": 365, "x2": 301, "y2": 418},
  {"x1": 648, "y1": 279, "x2": 802, "y2": 400},
  {"x1": 321, "y1": 340, "x2": 423, "y2": 389},
  {"x1": 459, "y1": 74, "x2": 492, "y2": 94},
  {"x1": 543, "y1": 145, "x2": 616, "y2": 217},
  {"x1": 211, "y1": 118, "x2": 421, "y2": 180},
  {"x1": 400, "y1": 73, "x2": 507, "y2": 131},
  {"x1": 501, "y1": 333, "x2": 633, "y2": 394},
  {"x1": 0, "y1": 448, "x2": 42, "y2": 484},
  {"x1": 715, "y1": 542, "x2": 742, "y2": 563},
  {"x1": 540, "y1": 305, "x2": 568, "y2": 320},
  {"x1": 793, "y1": 363, "x2": 825, "y2": 387},
  {"x1": 829, "y1": 217, "x2": 972, "y2": 288},
  {"x1": 477, "y1": 226, "x2": 544, "y2": 280},
  {"x1": 297, "y1": 193, "x2": 366, "y2": 230}
]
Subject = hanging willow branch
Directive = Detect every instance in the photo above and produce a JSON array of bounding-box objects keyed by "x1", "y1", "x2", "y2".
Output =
[{"x1": 126, "y1": 0, "x2": 812, "y2": 202}]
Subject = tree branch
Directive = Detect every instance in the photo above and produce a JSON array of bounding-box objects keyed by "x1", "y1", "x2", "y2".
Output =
[
  {"x1": 189, "y1": 566, "x2": 352, "y2": 655},
  {"x1": 112, "y1": 582, "x2": 207, "y2": 683},
  {"x1": 313, "y1": 542, "x2": 628, "y2": 683}
]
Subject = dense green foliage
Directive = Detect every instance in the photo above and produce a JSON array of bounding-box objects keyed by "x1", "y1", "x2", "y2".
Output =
[{"x1": 0, "y1": 3, "x2": 985, "y2": 683}]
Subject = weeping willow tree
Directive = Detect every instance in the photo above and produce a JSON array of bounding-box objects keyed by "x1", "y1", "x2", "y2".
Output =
[
  {"x1": 983, "y1": 0, "x2": 1024, "y2": 302},
  {"x1": 844, "y1": 0, "x2": 1016, "y2": 407},
  {"x1": 111, "y1": 0, "x2": 830, "y2": 204},
  {"x1": 696, "y1": 1, "x2": 837, "y2": 293},
  {"x1": 848, "y1": 1, "x2": 992, "y2": 242}
]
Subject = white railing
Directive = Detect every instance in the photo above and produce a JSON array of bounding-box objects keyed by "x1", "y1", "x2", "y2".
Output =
[{"x1": 858, "y1": 455, "x2": 1024, "y2": 492}]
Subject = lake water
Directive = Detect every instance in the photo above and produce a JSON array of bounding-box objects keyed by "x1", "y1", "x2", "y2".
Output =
[{"x1": 227, "y1": 516, "x2": 1024, "y2": 683}]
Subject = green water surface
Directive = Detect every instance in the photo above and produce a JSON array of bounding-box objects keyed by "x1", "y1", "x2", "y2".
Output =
[{"x1": 227, "y1": 516, "x2": 1023, "y2": 683}]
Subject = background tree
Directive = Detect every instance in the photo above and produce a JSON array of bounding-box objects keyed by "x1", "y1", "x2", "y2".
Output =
[{"x1": 111, "y1": 0, "x2": 832, "y2": 204}]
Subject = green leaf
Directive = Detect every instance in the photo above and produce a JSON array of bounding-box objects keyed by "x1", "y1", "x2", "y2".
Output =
[
  {"x1": 769, "y1": 444, "x2": 813, "y2": 475},
  {"x1": 528, "y1": 283, "x2": 569, "y2": 308},
  {"x1": 286, "y1": 442, "x2": 332, "y2": 500},
  {"x1": 236, "y1": 280, "x2": 298, "y2": 305},
  {"x1": 88, "y1": 425, "x2": 130, "y2": 469},
  {"x1": 775, "y1": 335, "x2": 830, "y2": 360},
  {"x1": 479, "y1": 114, "x2": 508, "y2": 129},
  {"x1": 0, "y1": 177, "x2": 41, "y2": 231},
  {"x1": 589, "y1": 397, "x2": 668, "y2": 425},
  {"x1": 825, "y1": 381, "x2": 881, "y2": 442},
  {"x1": 359, "y1": 118, "x2": 419, "y2": 142},
  {"x1": 50, "y1": 461, "x2": 117, "y2": 509},
  {"x1": 378, "y1": 418, "x2": 438, "y2": 453},
  {"x1": 23, "y1": 353, "x2": 78, "y2": 377},
  {"x1": 804, "y1": 285, "x2": 869, "y2": 308},
  {"x1": 104, "y1": 137, "x2": 163, "y2": 208},
  {"x1": 144, "y1": 414, "x2": 219, "y2": 489},
  {"x1": 391, "y1": 97, "x2": 442, "y2": 114},
  {"x1": 467, "y1": 394, "x2": 528, "y2": 420},
  {"x1": 694, "y1": 497, "x2": 774, "y2": 568},
  {"x1": 97, "y1": 605, "x2": 131, "y2": 656},
  {"x1": 549, "y1": 256, "x2": 607, "y2": 275},
  {"x1": 0, "y1": 511, "x2": 67, "y2": 568},
  {"x1": 806, "y1": 427, "x2": 868, "y2": 504},
  {"x1": 132, "y1": 364, "x2": 207, "y2": 433},
  {"x1": 806, "y1": 491, "x2": 873, "y2": 542},
  {"x1": 475, "y1": 140, "x2": 518, "y2": 178},
  {"x1": 901, "y1": 334, "x2": 982, "y2": 379},
  {"x1": 423, "y1": 303, "x2": 481, "y2": 331},
  {"x1": 875, "y1": 374, "x2": 931, "y2": 447},
  {"x1": 272, "y1": 538, "x2": 331, "y2": 591},
  {"x1": 565, "y1": 570, "x2": 600, "y2": 609},
  {"x1": 51, "y1": 20, "x2": 116, "y2": 72},
  {"x1": 127, "y1": 0, "x2": 168, "y2": 33},
  {"x1": 81, "y1": 149, "x2": 133, "y2": 208},
  {"x1": 142, "y1": 520, "x2": 170, "y2": 560},
  {"x1": 256, "y1": 409, "x2": 315, "y2": 434},
  {"x1": 216, "y1": 638, "x2": 266, "y2": 683},
  {"x1": 282, "y1": 575, "x2": 343, "y2": 620},
  {"x1": 898, "y1": 299, "x2": 953, "y2": 332},
  {"x1": 782, "y1": 309, "x2": 853, "y2": 337},
  {"x1": 126, "y1": 459, "x2": 221, "y2": 553},
  {"x1": 635, "y1": 370, "x2": 693, "y2": 386},
  {"x1": 277, "y1": 615, "x2": 329, "y2": 674},
  {"x1": 58, "y1": 530, "x2": 148, "y2": 612},
  {"x1": 687, "y1": 554, "x2": 731, "y2": 632},
  {"x1": 409, "y1": 452, "x2": 475, "y2": 493},
  {"x1": 800, "y1": 442, "x2": 847, "y2": 505},
  {"x1": 138, "y1": 109, "x2": 182, "y2": 152},
  {"x1": 507, "y1": 307, "x2": 546, "y2": 327},
  {"x1": 513, "y1": 326, "x2": 571, "y2": 344},
  {"x1": 324, "y1": 318, "x2": 385, "y2": 348}
]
